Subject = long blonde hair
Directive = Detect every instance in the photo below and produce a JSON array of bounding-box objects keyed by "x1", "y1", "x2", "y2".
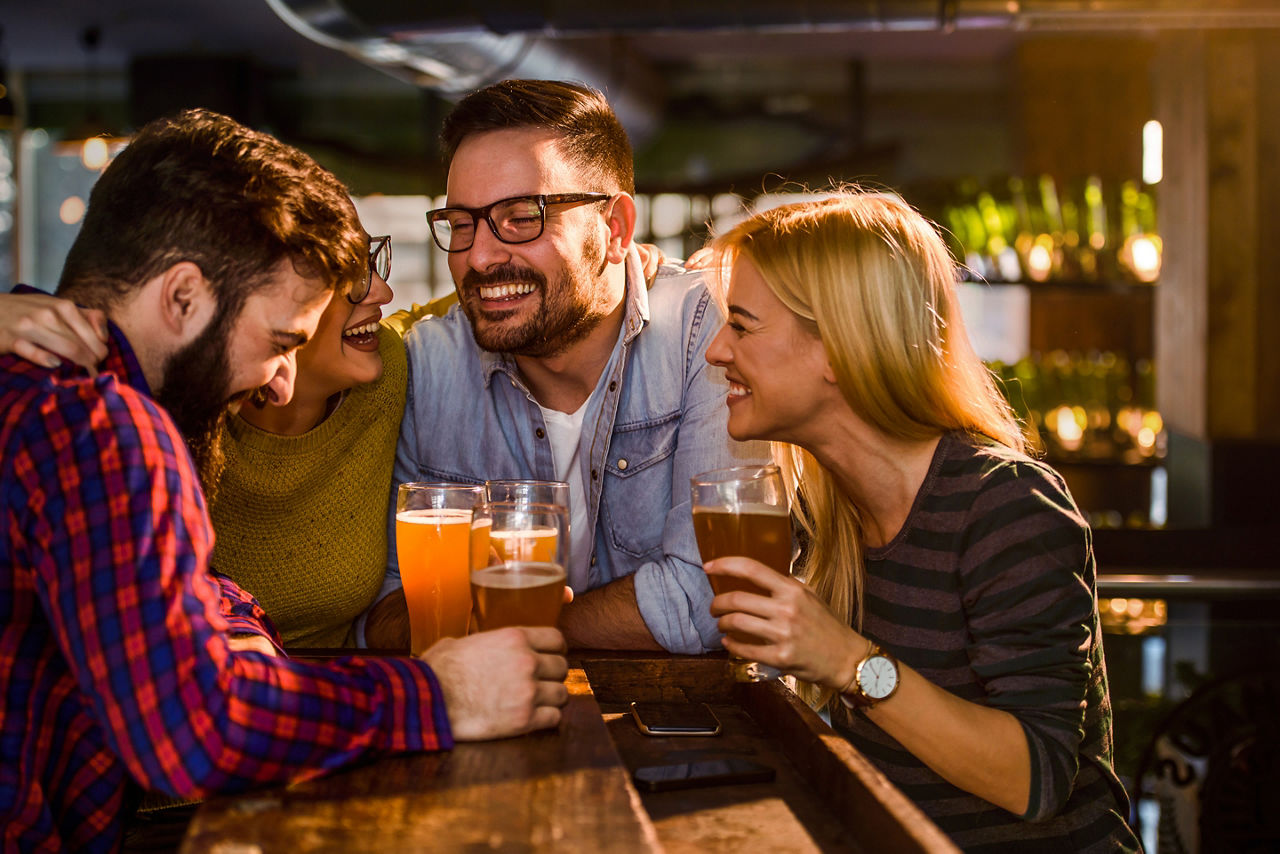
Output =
[{"x1": 714, "y1": 190, "x2": 1026, "y2": 708}]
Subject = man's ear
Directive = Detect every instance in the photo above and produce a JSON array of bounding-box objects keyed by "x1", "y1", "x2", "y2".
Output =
[
  {"x1": 603, "y1": 193, "x2": 638, "y2": 265},
  {"x1": 157, "y1": 261, "x2": 216, "y2": 342}
]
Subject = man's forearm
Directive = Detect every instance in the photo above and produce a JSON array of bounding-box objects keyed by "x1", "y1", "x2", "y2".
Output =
[{"x1": 559, "y1": 574, "x2": 663, "y2": 650}]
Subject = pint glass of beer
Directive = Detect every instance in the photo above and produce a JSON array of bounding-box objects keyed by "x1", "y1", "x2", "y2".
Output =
[
  {"x1": 690, "y1": 464, "x2": 793, "y2": 682},
  {"x1": 471, "y1": 502, "x2": 568, "y2": 631},
  {"x1": 484, "y1": 479, "x2": 570, "y2": 512},
  {"x1": 395, "y1": 482, "x2": 485, "y2": 655}
]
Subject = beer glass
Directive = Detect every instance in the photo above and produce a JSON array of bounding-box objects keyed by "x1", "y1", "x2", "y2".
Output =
[
  {"x1": 690, "y1": 464, "x2": 793, "y2": 682},
  {"x1": 484, "y1": 479, "x2": 570, "y2": 512},
  {"x1": 471, "y1": 502, "x2": 569, "y2": 631},
  {"x1": 395, "y1": 482, "x2": 485, "y2": 655}
]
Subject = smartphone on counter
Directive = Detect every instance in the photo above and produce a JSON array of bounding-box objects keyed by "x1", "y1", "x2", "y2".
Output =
[
  {"x1": 629, "y1": 701, "x2": 721, "y2": 737},
  {"x1": 632, "y1": 758, "x2": 776, "y2": 793}
]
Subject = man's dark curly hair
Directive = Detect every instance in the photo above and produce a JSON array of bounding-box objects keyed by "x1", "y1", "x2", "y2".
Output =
[{"x1": 58, "y1": 108, "x2": 365, "y2": 320}]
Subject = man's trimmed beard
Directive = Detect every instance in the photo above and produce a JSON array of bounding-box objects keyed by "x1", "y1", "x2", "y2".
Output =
[
  {"x1": 460, "y1": 230, "x2": 607, "y2": 358},
  {"x1": 155, "y1": 307, "x2": 239, "y2": 501}
]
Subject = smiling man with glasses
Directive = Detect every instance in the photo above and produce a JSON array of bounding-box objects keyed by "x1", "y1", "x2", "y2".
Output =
[{"x1": 364, "y1": 79, "x2": 767, "y2": 654}]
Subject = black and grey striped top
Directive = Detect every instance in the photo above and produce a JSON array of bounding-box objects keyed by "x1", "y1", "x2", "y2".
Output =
[{"x1": 831, "y1": 432, "x2": 1140, "y2": 852}]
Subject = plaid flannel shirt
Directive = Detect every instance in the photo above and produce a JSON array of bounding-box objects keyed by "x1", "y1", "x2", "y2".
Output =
[{"x1": 1, "y1": 291, "x2": 452, "y2": 852}]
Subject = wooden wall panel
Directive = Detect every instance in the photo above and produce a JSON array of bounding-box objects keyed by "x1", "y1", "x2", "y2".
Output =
[
  {"x1": 1152, "y1": 33, "x2": 1209, "y2": 440},
  {"x1": 1014, "y1": 36, "x2": 1153, "y2": 181},
  {"x1": 1254, "y1": 42, "x2": 1280, "y2": 439},
  {"x1": 1205, "y1": 33, "x2": 1260, "y2": 439}
]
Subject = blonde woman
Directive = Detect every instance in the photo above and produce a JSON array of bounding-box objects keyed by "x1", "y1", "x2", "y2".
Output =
[{"x1": 701, "y1": 191, "x2": 1139, "y2": 851}]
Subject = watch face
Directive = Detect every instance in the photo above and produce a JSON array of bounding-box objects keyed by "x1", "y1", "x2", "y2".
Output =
[{"x1": 860, "y1": 655, "x2": 898, "y2": 700}]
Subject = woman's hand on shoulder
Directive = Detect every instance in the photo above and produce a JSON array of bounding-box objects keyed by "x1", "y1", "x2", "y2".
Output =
[
  {"x1": 705, "y1": 556, "x2": 863, "y2": 691},
  {"x1": 0, "y1": 291, "x2": 108, "y2": 372}
]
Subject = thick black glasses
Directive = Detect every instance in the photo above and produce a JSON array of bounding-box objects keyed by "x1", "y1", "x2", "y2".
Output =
[
  {"x1": 349, "y1": 235, "x2": 392, "y2": 304},
  {"x1": 426, "y1": 193, "x2": 611, "y2": 253}
]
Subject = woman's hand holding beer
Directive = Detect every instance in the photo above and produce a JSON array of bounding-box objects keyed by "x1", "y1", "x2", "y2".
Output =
[
  {"x1": 705, "y1": 557, "x2": 866, "y2": 693},
  {"x1": 423, "y1": 626, "x2": 569, "y2": 741}
]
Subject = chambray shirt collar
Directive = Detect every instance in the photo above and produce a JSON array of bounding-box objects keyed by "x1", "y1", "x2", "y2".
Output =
[{"x1": 476, "y1": 247, "x2": 650, "y2": 390}]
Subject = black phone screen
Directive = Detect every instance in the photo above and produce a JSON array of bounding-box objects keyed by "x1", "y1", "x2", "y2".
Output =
[
  {"x1": 632, "y1": 758, "x2": 775, "y2": 793},
  {"x1": 629, "y1": 701, "x2": 721, "y2": 736}
]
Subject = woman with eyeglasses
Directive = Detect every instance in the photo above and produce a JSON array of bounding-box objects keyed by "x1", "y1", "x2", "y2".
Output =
[{"x1": 203, "y1": 234, "x2": 442, "y2": 648}]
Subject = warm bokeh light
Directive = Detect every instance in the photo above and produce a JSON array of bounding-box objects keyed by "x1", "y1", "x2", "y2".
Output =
[
  {"x1": 1049, "y1": 404, "x2": 1084, "y2": 451},
  {"x1": 1100, "y1": 597, "x2": 1168, "y2": 634},
  {"x1": 81, "y1": 137, "x2": 110, "y2": 170},
  {"x1": 1026, "y1": 235, "x2": 1054, "y2": 281},
  {"x1": 1121, "y1": 234, "x2": 1162, "y2": 283},
  {"x1": 59, "y1": 195, "x2": 86, "y2": 225}
]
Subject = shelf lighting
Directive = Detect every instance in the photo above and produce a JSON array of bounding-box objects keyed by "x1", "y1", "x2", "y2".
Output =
[{"x1": 1142, "y1": 120, "x2": 1163, "y2": 186}]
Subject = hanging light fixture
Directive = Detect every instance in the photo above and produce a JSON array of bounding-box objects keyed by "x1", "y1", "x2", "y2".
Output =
[{"x1": 55, "y1": 25, "x2": 129, "y2": 171}]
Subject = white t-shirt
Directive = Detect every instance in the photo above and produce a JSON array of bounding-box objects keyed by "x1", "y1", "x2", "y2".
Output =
[{"x1": 537, "y1": 401, "x2": 592, "y2": 593}]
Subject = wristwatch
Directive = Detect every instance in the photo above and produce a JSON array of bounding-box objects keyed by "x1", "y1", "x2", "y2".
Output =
[{"x1": 841, "y1": 642, "x2": 900, "y2": 709}]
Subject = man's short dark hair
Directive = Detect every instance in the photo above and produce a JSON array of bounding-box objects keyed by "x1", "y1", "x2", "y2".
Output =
[
  {"x1": 441, "y1": 79, "x2": 635, "y2": 195},
  {"x1": 58, "y1": 109, "x2": 364, "y2": 319}
]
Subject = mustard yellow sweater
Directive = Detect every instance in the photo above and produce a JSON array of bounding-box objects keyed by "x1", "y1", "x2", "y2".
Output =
[{"x1": 209, "y1": 298, "x2": 454, "y2": 648}]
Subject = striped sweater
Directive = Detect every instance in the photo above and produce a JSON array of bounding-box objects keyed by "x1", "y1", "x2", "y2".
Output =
[{"x1": 832, "y1": 432, "x2": 1140, "y2": 852}]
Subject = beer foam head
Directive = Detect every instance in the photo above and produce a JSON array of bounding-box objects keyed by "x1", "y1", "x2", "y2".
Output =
[
  {"x1": 397, "y1": 508, "x2": 473, "y2": 525},
  {"x1": 692, "y1": 503, "x2": 789, "y2": 517}
]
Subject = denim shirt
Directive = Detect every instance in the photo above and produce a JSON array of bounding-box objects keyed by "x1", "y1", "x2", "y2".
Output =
[{"x1": 383, "y1": 250, "x2": 767, "y2": 653}]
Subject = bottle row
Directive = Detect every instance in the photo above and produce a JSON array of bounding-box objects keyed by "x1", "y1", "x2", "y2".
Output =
[
  {"x1": 941, "y1": 175, "x2": 1161, "y2": 286},
  {"x1": 990, "y1": 350, "x2": 1164, "y2": 464}
]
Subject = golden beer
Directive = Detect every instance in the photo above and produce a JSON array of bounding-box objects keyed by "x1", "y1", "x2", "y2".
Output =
[
  {"x1": 692, "y1": 504, "x2": 792, "y2": 594},
  {"x1": 470, "y1": 517, "x2": 493, "y2": 570},
  {"x1": 396, "y1": 508, "x2": 473, "y2": 655},
  {"x1": 693, "y1": 505, "x2": 792, "y2": 646},
  {"x1": 489, "y1": 526, "x2": 559, "y2": 563},
  {"x1": 470, "y1": 561, "x2": 566, "y2": 630}
]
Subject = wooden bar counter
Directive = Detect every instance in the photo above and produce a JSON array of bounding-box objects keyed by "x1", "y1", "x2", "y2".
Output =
[{"x1": 181, "y1": 652, "x2": 957, "y2": 853}]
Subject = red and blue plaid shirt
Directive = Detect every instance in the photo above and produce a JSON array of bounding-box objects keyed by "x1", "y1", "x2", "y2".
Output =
[{"x1": 1, "y1": 289, "x2": 453, "y2": 852}]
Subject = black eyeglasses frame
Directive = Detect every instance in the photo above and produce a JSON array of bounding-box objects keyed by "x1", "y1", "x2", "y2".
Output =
[
  {"x1": 349, "y1": 234, "x2": 392, "y2": 304},
  {"x1": 425, "y1": 193, "x2": 612, "y2": 253}
]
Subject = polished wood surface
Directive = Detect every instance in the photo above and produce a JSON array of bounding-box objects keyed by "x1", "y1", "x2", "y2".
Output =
[
  {"x1": 184, "y1": 653, "x2": 956, "y2": 853},
  {"x1": 181, "y1": 669, "x2": 660, "y2": 853},
  {"x1": 581, "y1": 653, "x2": 958, "y2": 854}
]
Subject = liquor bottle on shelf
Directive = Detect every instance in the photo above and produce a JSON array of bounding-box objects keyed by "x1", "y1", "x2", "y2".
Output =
[
  {"x1": 988, "y1": 350, "x2": 1164, "y2": 464},
  {"x1": 1117, "y1": 180, "x2": 1162, "y2": 283},
  {"x1": 1080, "y1": 175, "x2": 1110, "y2": 282},
  {"x1": 1058, "y1": 182, "x2": 1085, "y2": 282},
  {"x1": 977, "y1": 183, "x2": 1021, "y2": 282},
  {"x1": 936, "y1": 174, "x2": 1157, "y2": 286}
]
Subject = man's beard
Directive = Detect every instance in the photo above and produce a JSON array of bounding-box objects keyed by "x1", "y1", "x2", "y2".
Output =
[
  {"x1": 155, "y1": 309, "x2": 240, "y2": 502},
  {"x1": 460, "y1": 232, "x2": 608, "y2": 358}
]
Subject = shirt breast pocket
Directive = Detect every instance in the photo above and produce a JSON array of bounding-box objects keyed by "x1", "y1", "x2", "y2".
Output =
[{"x1": 601, "y1": 412, "x2": 680, "y2": 560}]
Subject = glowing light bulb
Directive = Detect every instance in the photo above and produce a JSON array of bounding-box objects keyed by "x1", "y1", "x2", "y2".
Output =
[{"x1": 81, "y1": 137, "x2": 109, "y2": 170}]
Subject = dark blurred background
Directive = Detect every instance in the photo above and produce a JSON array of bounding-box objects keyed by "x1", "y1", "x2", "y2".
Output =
[{"x1": 3, "y1": 3, "x2": 1280, "y2": 849}]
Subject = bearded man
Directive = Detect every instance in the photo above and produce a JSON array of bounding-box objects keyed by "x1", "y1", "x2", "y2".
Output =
[
  {"x1": 364, "y1": 80, "x2": 766, "y2": 654},
  {"x1": 0, "y1": 109, "x2": 568, "y2": 852}
]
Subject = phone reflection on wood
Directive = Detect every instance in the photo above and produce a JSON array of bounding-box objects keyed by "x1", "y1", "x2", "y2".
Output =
[
  {"x1": 632, "y1": 758, "x2": 776, "y2": 793},
  {"x1": 629, "y1": 701, "x2": 721, "y2": 737}
]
